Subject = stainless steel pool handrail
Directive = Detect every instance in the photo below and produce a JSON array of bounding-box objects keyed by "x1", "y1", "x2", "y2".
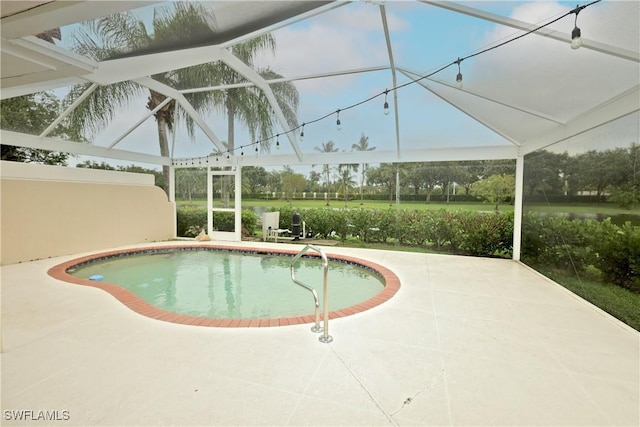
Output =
[{"x1": 290, "y1": 244, "x2": 333, "y2": 343}]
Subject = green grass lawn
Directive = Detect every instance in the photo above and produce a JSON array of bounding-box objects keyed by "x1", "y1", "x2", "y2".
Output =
[
  {"x1": 178, "y1": 198, "x2": 510, "y2": 211},
  {"x1": 533, "y1": 266, "x2": 640, "y2": 331},
  {"x1": 177, "y1": 198, "x2": 640, "y2": 216}
]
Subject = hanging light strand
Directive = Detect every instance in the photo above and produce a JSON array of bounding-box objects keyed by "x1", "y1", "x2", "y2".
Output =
[{"x1": 174, "y1": 0, "x2": 600, "y2": 163}]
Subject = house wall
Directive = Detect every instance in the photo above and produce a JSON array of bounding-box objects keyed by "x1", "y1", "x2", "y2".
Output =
[{"x1": 1, "y1": 161, "x2": 175, "y2": 265}]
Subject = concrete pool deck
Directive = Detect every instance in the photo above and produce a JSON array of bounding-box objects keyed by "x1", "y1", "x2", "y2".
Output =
[{"x1": 1, "y1": 240, "x2": 639, "y2": 426}]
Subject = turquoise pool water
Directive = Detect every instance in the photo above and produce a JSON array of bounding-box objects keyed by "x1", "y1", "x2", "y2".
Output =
[{"x1": 69, "y1": 249, "x2": 384, "y2": 319}]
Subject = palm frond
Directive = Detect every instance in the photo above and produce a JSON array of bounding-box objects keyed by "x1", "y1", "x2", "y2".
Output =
[
  {"x1": 64, "y1": 81, "x2": 145, "y2": 139},
  {"x1": 231, "y1": 34, "x2": 275, "y2": 66}
]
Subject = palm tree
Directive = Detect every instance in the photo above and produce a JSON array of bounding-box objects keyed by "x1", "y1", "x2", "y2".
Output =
[
  {"x1": 314, "y1": 140, "x2": 339, "y2": 205},
  {"x1": 210, "y1": 43, "x2": 299, "y2": 207},
  {"x1": 65, "y1": 3, "x2": 220, "y2": 197},
  {"x1": 337, "y1": 163, "x2": 358, "y2": 207},
  {"x1": 351, "y1": 133, "x2": 376, "y2": 205},
  {"x1": 65, "y1": 2, "x2": 298, "y2": 200}
]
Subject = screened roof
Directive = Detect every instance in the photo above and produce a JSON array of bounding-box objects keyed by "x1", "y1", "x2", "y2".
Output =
[{"x1": 1, "y1": 0, "x2": 638, "y2": 168}]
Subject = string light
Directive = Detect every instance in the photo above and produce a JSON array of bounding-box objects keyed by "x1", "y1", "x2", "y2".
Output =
[
  {"x1": 170, "y1": 1, "x2": 599, "y2": 163},
  {"x1": 455, "y1": 58, "x2": 463, "y2": 89},
  {"x1": 571, "y1": 4, "x2": 585, "y2": 49},
  {"x1": 383, "y1": 90, "x2": 390, "y2": 115}
]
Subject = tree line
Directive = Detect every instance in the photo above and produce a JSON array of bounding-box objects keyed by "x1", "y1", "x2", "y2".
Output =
[{"x1": 73, "y1": 142, "x2": 639, "y2": 211}]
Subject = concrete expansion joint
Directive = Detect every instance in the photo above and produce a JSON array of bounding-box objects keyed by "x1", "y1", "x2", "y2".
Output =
[
  {"x1": 390, "y1": 368, "x2": 446, "y2": 418},
  {"x1": 329, "y1": 345, "x2": 398, "y2": 426}
]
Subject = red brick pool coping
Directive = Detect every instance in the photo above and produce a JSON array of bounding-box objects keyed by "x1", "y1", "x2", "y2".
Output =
[{"x1": 48, "y1": 244, "x2": 401, "y2": 328}]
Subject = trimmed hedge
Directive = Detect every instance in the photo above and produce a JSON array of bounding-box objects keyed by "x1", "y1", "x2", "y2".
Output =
[
  {"x1": 274, "y1": 206, "x2": 514, "y2": 258},
  {"x1": 521, "y1": 212, "x2": 640, "y2": 291},
  {"x1": 176, "y1": 207, "x2": 258, "y2": 236}
]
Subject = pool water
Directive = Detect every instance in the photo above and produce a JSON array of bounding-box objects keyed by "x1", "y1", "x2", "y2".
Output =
[{"x1": 69, "y1": 250, "x2": 385, "y2": 319}]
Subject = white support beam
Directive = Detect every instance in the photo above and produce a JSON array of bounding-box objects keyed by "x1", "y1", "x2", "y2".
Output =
[
  {"x1": 1, "y1": 130, "x2": 172, "y2": 166},
  {"x1": 40, "y1": 83, "x2": 98, "y2": 137},
  {"x1": 1, "y1": 36, "x2": 97, "y2": 96},
  {"x1": 513, "y1": 150, "x2": 525, "y2": 261},
  {"x1": 1, "y1": 1, "x2": 159, "y2": 39},
  {"x1": 522, "y1": 85, "x2": 640, "y2": 155},
  {"x1": 218, "y1": 49, "x2": 303, "y2": 161},
  {"x1": 180, "y1": 65, "x2": 389, "y2": 94},
  {"x1": 87, "y1": 45, "x2": 225, "y2": 86},
  {"x1": 133, "y1": 77, "x2": 227, "y2": 154},
  {"x1": 205, "y1": 144, "x2": 518, "y2": 168},
  {"x1": 7, "y1": 36, "x2": 97, "y2": 72},
  {"x1": 421, "y1": 0, "x2": 640, "y2": 63},
  {"x1": 0, "y1": 76, "x2": 84, "y2": 100},
  {"x1": 107, "y1": 97, "x2": 173, "y2": 149},
  {"x1": 380, "y1": 5, "x2": 402, "y2": 158}
]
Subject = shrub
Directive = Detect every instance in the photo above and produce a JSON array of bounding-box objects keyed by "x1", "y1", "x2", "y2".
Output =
[
  {"x1": 176, "y1": 206, "x2": 206, "y2": 237},
  {"x1": 521, "y1": 213, "x2": 640, "y2": 292},
  {"x1": 593, "y1": 221, "x2": 640, "y2": 291},
  {"x1": 454, "y1": 211, "x2": 513, "y2": 257},
  {"x1": 176, "y1": 207, "x2": 258, "y2": 237},
  {"x1": 275, "y1": 207, "x2": 513, "y2": 255}
]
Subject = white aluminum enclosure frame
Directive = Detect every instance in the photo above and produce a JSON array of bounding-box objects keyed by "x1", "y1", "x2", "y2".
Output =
[
  {"x1": 207, "y1": 166, "x2": 242, "y2": 242},
  {"x1": 1, "y1": 1, "x2": 638, "y2": 254}
]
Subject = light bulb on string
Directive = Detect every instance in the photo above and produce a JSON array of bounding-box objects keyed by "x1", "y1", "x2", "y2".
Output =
[
  {"x1": 455, "y1": 58, "x2": 463, "y2": 89},
  {"x1": 571, "y1": 5, "x2": 584, "y2": 50},
  {"x1": 255, "y1": 143, "x2": 259, "y2": 155},
  {"x1": 336, "y1": 110, "x2": 342, "y2": 131},
  {"x1": 383, "y1": 90, "x2": 390, "y2": 116},
  {"x1": 300, "y1": 123, "x2": 305, "y2": 141},
  {"x1": 276, "y1": 134, "x2": 280, "y2": 150}
]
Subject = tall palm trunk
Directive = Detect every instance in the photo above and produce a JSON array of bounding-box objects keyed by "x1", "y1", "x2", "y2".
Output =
[
  {"x1": 325, "y1": 166, "x2": 331, "y2": 206},
  {"x1": 360, "y1": 164, "x2": 366, "y2": 205},
  {"x1": 157, "y1": 117, "x2": 171, "y2": 198},
  {"x1": 148, "y1": 89, "x2": 174, "y2": 199}
]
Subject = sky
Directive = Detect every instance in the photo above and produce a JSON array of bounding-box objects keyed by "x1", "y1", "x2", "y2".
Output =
[{"x1": 53, "y1": 0, "x2": 639, "y2": 171}]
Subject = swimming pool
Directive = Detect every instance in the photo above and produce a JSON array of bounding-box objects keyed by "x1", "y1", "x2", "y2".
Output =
[{"x1": 48, "y1": 245, "x2": 400, "y2": 327}]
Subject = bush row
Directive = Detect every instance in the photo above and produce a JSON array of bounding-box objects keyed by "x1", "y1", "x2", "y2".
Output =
[
  {"x1": 274, "y1": 206, "x2": 514, "y2": 258},
  {"x1": 252, "y1": 193, "x2": 483, "y2": 202},
  {"x1": 176, "y1": 207, "x2": 258, "y2": 236},
  {"x1": 177, "y1": 206, "x2": 639, "y2": 291},
  {"x1": 521, "y1": 212, "x2": 640, "y2": 291}
]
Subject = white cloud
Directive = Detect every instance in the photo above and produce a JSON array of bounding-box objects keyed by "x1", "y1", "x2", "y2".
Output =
[{"x1": 255, "y1": 3, "x2": 409, "y2": 94}]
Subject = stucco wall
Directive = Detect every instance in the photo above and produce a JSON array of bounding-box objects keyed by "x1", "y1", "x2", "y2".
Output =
[{"x1": 1, "y1": 161, "x2": 175, "y2": 265}]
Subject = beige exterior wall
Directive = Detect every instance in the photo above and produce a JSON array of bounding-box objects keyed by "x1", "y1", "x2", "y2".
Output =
[{"x1": 1, "y1": 161, "x2": 175, "y2": 265}]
